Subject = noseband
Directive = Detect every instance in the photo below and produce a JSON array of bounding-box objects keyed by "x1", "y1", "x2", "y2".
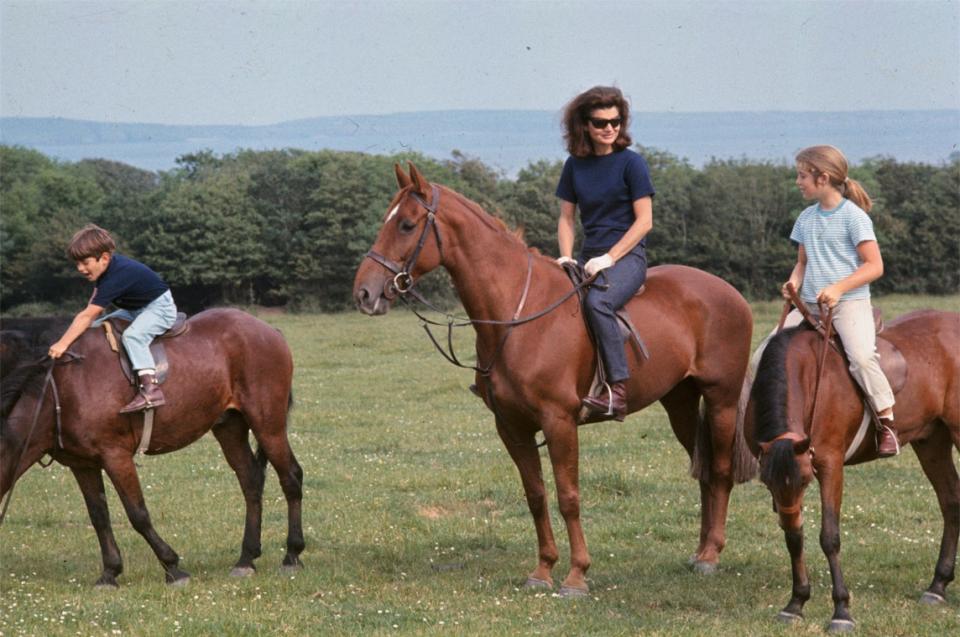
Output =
[{"x1": 364, "y1": 185, "x2": 444, "y2": 300}]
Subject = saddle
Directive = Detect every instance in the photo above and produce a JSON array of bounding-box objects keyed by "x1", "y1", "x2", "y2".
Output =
[{"x1": 100, "y1": 312, "x2": 189, "y2": 385}]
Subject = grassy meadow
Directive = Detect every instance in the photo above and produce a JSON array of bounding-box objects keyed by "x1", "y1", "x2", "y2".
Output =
[{"x1": 1, "y1": 295, "x2": 958, "y2": 636}]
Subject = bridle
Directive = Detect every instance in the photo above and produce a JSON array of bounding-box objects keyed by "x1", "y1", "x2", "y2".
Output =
[
  {"x1": 364, "y1": 185, "x2": 444, "y2": 302},
  {"x1": 362, "y1": 185, "x2": 599, "y2": 376}
]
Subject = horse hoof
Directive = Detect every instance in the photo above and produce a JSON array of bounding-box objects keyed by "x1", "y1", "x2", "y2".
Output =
[
  {"x1": 776, "y1": 611, "x2": 802, "y2": 624},
  {"x1": 690, "y1": 560, "x2": 718, "y2": 575},
  {"x1": 826, "y1": 619, "x2": 856, "y2": 633},
  {"x1": 523, "y1": 577, "x2": 552, "y2": 590},
  {"x1": 919, "y1": 591, "x2": 945, "y2": 605},
  {"x1": 280, "y1": 563, "x2": 303, "y2": 574},
  {"x1": 94, "y1": 580, "x2": 118, "y2": 590},
  {"x1": 558, "y1": 585, "x2": 589, "y2": 599},
  {"x1": 230, "y1": 566, "x2": 256, "y2": 578},
  {"x1": 168, "y1": 576, "x2": 190, "y2": 588}
]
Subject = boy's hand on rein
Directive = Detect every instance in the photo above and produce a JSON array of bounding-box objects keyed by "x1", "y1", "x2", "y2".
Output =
[{"x1": 48, "y1": 342, "x2": 67, "y2": 359}]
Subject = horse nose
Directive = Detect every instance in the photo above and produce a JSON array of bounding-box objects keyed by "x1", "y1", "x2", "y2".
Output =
[{"x1": 354, "y1": 284, "x2": 381, "y2": 315}]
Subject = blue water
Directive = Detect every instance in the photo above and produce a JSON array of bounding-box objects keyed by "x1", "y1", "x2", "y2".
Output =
[{"x1": 2, "y1": 110, "x2": 957, "y2": 176}]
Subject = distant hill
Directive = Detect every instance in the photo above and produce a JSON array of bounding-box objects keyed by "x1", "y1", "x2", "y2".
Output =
[{"x1": 1, "y1": 110, "x2": 957, "y2": 175}]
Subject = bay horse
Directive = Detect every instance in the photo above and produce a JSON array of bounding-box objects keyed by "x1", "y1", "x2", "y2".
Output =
[
  {"x1": 0, "y1": 308, "x2": 304, "y2": 586},
  {"x1": 745, "y1": 309, "x2": 959, "y2": 632},
  {"x1": 352, "y1": 163, "x2": 757, "y2": 595}
]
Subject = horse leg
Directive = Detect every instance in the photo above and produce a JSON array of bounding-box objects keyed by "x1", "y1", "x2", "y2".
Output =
[
  {"x1": 541, "y1": 415, "x2": 590, "y2": 596},
  {"x1": 69, "y1": 467, "x2": 124, "y2": 588},
  {"x1": 249, "y1": 417, "x2": 304, "y2": 571},
  {"x1": 100, "y1": 454, "x2": 190, "y2": 585},
  {"x1": 661, "y1": 380, "x2": 731, "y2": 572},
  {"x1": 494, "y1": 418, "x2": 559, "y2": 589},
  {"x1": 776, "y1": 499, "x2": 811, "y2": 622},
  {"x1": 817, "y1": 460, "x2": 855, "y2": 632},
  {"x1": 212, "y1": 414, "x2": 266, "y2": 577},
  {"x1": 911, "y1": 425, "x2": 959, "y2": 604}
]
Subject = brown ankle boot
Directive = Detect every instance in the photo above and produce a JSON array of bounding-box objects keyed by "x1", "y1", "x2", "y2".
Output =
[
  {"x1": 119, "y1": 374, "x2": 166, "y2": 414},
  {"x1": 582, "y1": 381, "x2": 627, "y2": 422},
  {"x1": 877, "y1": 422, "x2": 900, "y2": 458}
]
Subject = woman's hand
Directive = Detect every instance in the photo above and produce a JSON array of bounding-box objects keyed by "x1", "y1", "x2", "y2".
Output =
[
  {"x1": 584, "y1": 253, "x2": 614, "y2": 277},
  {"x1": 555, "y1": 256, "x2": 576, "y2": 267}
]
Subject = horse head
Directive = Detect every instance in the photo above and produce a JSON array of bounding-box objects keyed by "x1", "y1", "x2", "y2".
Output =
[
  {"x1": 353, "y1": 163, "x2": 446, "y2": 315},
  {"x1": 750, "y1": 328, "x2": 818, "y2": 525}
]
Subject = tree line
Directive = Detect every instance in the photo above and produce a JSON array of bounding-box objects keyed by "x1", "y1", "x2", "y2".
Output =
[{"x1": 1, "y1": 144, "x2": 956, "y2": 313}]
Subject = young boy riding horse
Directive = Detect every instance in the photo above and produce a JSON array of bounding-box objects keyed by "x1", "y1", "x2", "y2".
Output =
[{"x1": 48, "y1": 224, "x2": 178, "y2": 413}]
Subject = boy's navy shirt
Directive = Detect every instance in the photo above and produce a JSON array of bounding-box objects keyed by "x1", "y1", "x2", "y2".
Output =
[
  {"x1": 555, "y1": 148, "x2": 655, "y2": 258},
  {"x1": 90, "y1": 254, "x2": 169, "y2": 310}
]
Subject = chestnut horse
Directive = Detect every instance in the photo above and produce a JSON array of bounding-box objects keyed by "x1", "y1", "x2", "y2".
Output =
[
  {"x1": 353, "y1": 164, "x2": 757, "y2": 595},
  {"x1": 746, "y1": 310, "x2": 959, "y2": 631},
  {"x1": 0, "y1": 308, "x2": 304, "y2": 586}
]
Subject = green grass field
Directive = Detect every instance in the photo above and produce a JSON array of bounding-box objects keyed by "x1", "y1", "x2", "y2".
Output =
[{"x1": 1, "y1": 296, "x2": 958, "y2": 636}]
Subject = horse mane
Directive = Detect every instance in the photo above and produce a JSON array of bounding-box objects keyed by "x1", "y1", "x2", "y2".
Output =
[
  {"x1": 752, "y1": 325, "x2": 810, "y2": 488},
  {"x1": 1, "y1": 317, "x2": 71, "y2": 420},
  {"x1": 1, "y1": 356, "x2": 51, "y2": 420},
  {"x1": 443, "y1": 187, "x2": 540, "y2": 254}
]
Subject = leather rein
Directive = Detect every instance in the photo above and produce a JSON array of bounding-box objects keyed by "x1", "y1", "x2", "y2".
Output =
[{"x1": 363, "y1": 185, "x2": 599, "y2": 376}]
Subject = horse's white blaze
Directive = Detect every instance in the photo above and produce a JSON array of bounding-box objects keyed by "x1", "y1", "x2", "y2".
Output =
[{"x1": 385, "y1": 204, "x2": 400, "y2": 223}]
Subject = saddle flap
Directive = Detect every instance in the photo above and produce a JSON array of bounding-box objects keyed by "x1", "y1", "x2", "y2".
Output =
[
  {"x1": 101, "y1": 312, "x2": 186, "y2": 386},
  {"x1": 877, "y1": 337, "x2": 907, "y2": 395}
]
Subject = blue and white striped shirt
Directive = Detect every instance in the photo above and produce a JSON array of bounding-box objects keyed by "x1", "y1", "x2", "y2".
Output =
[{"x1": 790, "y1": 199, "x2": 877, "y2": 303}]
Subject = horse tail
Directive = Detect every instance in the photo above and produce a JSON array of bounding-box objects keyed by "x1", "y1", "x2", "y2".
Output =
[
  {"x1": 689, "y1": 397, "x2": 758, "y2": 484},
  {"x1": 759, "y1": 439, "x2": 801, "y2": 492},
  {"x1": 733, "y1": 369, "x2": 759, "y2": 483}
]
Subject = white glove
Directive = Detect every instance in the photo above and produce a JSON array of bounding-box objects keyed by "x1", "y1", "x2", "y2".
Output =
[
  {"x1": 555, "y1": 256, "x2": 577, "y2": 267},
  {"x1": 584, "y1": 253, "x2": 614, "y2": 277}
]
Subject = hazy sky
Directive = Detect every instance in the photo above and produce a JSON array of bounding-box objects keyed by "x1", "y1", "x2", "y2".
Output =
[{"x1": 1, "y1": 0, "x2": 958, "y2": 125}]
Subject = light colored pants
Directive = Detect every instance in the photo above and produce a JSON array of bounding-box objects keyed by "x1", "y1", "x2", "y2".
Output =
[
  {"x1": 93, "y1": 291, "x2": 178, "y2": 371},
  {"x1": 747, "y1": 298, "x2": 895, "y2": 413}
]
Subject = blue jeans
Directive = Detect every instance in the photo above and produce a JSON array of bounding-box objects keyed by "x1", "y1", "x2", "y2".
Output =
[
  {"x1": 581, "y1": 250, "x2": 647, "y2": 383},
  {"x1": 93, "y1": 291, "x2": 177, "y2": 371}
]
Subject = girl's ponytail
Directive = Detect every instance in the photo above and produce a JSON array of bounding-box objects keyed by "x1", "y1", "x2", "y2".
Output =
[{"x1": 842, "y1": 177, "x2": 872, "y2": 212}]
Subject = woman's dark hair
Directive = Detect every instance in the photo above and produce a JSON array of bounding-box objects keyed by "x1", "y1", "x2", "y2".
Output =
[{"x1": 561, "y1": 85, "x2": 633, "y2": 157}]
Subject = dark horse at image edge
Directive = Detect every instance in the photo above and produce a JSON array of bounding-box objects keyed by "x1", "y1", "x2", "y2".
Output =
[
  {"x1": 746, "y1": 311, "x2": 959, "y2": 632},
  {"x1": 353, "y1": 163, "x2": 757, "y2": 596},
  {"x1": 0, "y1": 308, "x2": 304, "y2": 586}
]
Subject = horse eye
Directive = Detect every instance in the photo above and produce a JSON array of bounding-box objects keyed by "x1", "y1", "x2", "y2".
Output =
[{"x1": 398, "y1": 218, "x2": 417, "y2": 233}]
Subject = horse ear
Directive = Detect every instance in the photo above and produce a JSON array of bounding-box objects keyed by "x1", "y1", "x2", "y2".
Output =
[
  {"x1": 394, "y1": 163, "x2": 412, "y2": 188},
  {"x1": 792, "y1": 436, "x2": 811, "y2": 455},
  {"x1": 408, "y1": 162, "x2": 431, "y2": 198}
]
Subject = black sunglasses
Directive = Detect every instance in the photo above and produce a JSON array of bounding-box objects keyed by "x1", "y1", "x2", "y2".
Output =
[{"x1": 588, "y1": 117, "x2": 622, "y2": 129}]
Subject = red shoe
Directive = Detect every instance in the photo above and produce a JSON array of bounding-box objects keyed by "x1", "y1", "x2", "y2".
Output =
[
  {"x1": 119, "y1": 374, "x2": 166, "y2": 414},
  {"x1": 581, "y1": 381, "x2": 627, "y2": 422},
  {"x1": 877, "y1": 422, "x2": 900, "y2": 458}
]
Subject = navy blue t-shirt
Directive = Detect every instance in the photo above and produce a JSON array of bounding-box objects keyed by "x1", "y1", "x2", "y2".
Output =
[
  {"x1": 90, "y1": 254, "x2": 169, "y2": 310},
  {"x1": 555, "y1": 149, "x2": 655, "y2": 258}
]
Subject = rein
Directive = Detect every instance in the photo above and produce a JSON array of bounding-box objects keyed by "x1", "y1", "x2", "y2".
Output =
[
  {"x1": 0, "y1": 352, "x2": 82, "y2": 525},
  {"x1": 363, "y1": 185, "x2": 599, "y2": 375}
]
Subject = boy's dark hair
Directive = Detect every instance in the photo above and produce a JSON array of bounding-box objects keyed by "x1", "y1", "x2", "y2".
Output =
[{"x1": 67, "y1": 224, "x2": 116, "y2": 261}]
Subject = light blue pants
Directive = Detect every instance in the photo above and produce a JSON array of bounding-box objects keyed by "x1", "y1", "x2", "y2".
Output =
[{"x1": 93, "y1": 291, "x2": 177, "y2": 371}]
